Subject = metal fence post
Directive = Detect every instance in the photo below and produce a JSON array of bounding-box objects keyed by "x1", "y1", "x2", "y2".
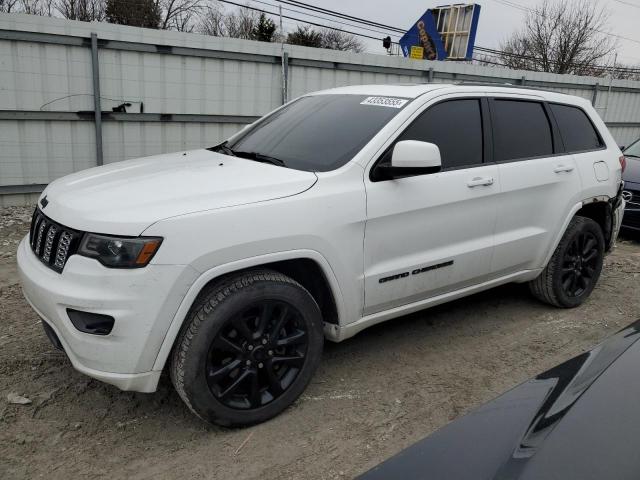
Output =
[
  {"x1": 592, "y1": 83, "x2": 599, "y2": 106},
  {"x1": 90, "y1": 33, "x2": 104, "y2": 166},
  {"x1": 281, "y1": 51, "x2": 289, "y2": 105},
  {"x1": 428, "y1": 67, "x2": 434, "y2": 83}
]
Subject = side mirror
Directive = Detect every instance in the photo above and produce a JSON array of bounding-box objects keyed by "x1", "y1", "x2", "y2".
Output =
[
  {"x1": 392, "y1": 140, "x2": 441, "y2": 169},
  {"x1": 375, "y1": 140, "x2": 442, "y2": 180}
]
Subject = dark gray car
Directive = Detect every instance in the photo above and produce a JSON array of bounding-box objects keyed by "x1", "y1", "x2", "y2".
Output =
[
  {"x1": 358, "y1": 319, "x2": 640, "y2": 480},
  {"x1": 623, "y1": 140, "x2": 640, "y2": 231}
]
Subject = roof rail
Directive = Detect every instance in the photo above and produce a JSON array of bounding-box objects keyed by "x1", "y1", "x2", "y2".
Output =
[{"x1": 453, "y1": 81, "x2": 557, "y2": 93}]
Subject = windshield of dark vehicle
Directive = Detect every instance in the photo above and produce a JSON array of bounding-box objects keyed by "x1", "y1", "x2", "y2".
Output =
[
  {"x1": 226, "y1": 94, "x2": 410, "y2": 172},
  {"x1": 625, "y1": 139, "x2": 640, "y2": 158}
]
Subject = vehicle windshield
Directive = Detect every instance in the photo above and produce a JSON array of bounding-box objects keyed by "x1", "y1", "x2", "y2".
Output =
[
  {"x1": 223, "y1": 94, "x2": 410, "y2": 172},
  {"x1": 625, "y1": 139, "x2": 640, "y2": 158}
]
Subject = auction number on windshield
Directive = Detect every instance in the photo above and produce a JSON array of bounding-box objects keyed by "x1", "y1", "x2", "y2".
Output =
[{"x1": 360, "y1": 96, "x2": 408, "y2": 108}]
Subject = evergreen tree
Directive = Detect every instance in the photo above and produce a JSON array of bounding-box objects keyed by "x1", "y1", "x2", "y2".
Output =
[
  {"x1": 106, "y1": 0, "x2": 161, "y2": 28},
  {"x1": 286, "y1": 26, "x2": 322, "y2": 48},
  {"x1": 251, "y1": 13, "x2": 276, "y2": 42}
]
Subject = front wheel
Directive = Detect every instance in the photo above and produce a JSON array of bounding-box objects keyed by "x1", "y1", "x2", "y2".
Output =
[
  {"x1": 529, "y1": 216, "x2": 605, "y2": 308},
  {"x1": 170, "y1": 270, "x2": 324, "y2": 427}
]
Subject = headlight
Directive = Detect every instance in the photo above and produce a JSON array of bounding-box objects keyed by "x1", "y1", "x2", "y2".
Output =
[{"x1": 78, "y1": 234, "x2": 162, "y2": 268}]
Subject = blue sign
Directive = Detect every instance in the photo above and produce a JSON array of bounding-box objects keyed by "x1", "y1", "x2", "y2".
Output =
[
  {"x1": 399, "y1": 10, "x2": 447, "y2": 61},
  {"x1": 400, "y1": 5, "x2": 481, "y2": 61}
]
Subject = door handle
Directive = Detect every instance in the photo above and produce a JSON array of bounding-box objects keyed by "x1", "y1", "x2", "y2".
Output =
[
  {"x1": 554, "y1": 164, "x2": 575, "y2": 173},
  {"x1": 467, "y1": 176, "x2": 494, "y2": 188}
]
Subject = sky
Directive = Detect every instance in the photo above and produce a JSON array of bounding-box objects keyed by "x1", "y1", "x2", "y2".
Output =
[{"x1": 240, "y1": 0, "x2": 640, "y2": 66}]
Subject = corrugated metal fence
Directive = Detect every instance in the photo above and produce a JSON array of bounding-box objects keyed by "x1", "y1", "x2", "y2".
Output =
[{"x1": 2, "y1": 13, "x2": 640, "y2": 205}]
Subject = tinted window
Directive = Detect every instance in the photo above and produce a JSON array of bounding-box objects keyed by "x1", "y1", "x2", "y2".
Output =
[
  {"x1": 226, "y1": 94, "x2": 408, "y2": 172},
  {"x1": 396, "y1": 99, "x2": 483, "y2": 169},
  {"x1": 550, "y1": 103, "x2": 603, "y2": 152},
  {"x1": 492, "y1": 100, "x2": 553, "y2": 161}
]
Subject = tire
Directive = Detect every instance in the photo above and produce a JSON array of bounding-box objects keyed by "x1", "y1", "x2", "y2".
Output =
[
  {"x1": 170, "y1": 270, "x2": 324, "y2": 427},
  {"x1": 529, "y1": 216, "x2": 605, "y2": 308}
]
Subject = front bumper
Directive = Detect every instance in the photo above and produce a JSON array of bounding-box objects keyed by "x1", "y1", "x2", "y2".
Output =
[{"x1": 17, "y1": 237, "x2": 198, "y2": 392}]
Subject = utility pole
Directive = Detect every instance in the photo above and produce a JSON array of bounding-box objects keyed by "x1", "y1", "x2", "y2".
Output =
[
  {"x1": 279, "y1": 4, "x2": 283, "y2": 47},
  {"x1": 603, "y1": 52, "x2": 618, "y2": 121},
  {"x1": 280, "y1": 4, "x2": 288, "y2": 105}
]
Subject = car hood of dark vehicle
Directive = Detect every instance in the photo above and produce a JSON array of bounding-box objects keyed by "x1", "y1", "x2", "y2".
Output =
[
  {"x1": 623, "y1": 157, "x2": 640, "y2": 188},
  {"x1": 358, "y1": 319, "x2": 640, "y2": 480}
]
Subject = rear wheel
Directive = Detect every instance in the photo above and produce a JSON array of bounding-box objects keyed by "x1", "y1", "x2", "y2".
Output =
[
  {"x1": 171, "y1": 270, "x2": 324, "y2": 427},
  {"x1": 529, "y1": 216, "x2": 604, "y2": 308}
]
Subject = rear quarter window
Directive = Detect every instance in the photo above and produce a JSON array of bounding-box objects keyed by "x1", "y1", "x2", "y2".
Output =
[{"x1": 549, "y1": 103, "x2": 604, "y2": 153}]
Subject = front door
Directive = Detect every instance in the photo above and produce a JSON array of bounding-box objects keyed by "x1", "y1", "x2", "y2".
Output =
[{"x1": 363, "y1": 96, "x2": 499, "y2": 315}]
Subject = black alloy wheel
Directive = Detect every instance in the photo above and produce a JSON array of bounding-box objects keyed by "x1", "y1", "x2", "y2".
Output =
[
  {"x1": 206, "y1": 300, "x2": 309, "y2": 410},
  {"x1": 560, "y1": 231, "x2": 600, "y2": 298},
  {"x1": 171, "y1": 270, "x2": 324, "y2": 427},
  {"x1": 529, "y1": 216, "x2": 605, "y2": 308}
]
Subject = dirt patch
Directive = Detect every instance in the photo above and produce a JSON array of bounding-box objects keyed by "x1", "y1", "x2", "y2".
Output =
[{"x1": 2, "y1": 205, "x2": 640, "y2": 479}]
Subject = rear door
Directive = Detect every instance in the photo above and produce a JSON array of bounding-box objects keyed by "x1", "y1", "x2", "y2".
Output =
[
  {"x1": 548, "y1": 102, "x2": 609, "y2": 200},
  {"x1": 490, "y1": 97, "x2": 583, "y2": 275}
]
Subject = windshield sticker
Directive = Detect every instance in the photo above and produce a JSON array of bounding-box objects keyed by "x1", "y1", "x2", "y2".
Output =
[{"x1": 360, "y1": 96, "x2": 409, "y2": 108}]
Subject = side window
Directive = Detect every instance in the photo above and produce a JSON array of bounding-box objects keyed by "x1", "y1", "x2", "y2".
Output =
[
  {"x1": 395, "y1": 99, "x2": 484, "y2": 169},
  {"x1": 492, "y1": 100, "x2": 553, "y2": 161},
  {"x1": 550, "y1": 103, "x2": 603, "y2": 152}
]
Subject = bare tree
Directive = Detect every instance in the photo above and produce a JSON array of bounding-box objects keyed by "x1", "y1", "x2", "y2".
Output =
[
  {"x1": 223, "y1": 5, "x2": 259, "y2": 39},
  {"x1": 320, "y1": 28, "x2": 363, "y2": 53},
  {"x1": 55, "y1": 0, "x2": 105, "y2": 21},
  {"x1": 16, "y1": 0, "x2": 54, "y2": 15},
  {"x1": 155, "y1": 0, "x2": 203, "y2": 30},
  {"x1": 0, "y1": 0, "x2": 21, "y2": 12},
  {"x1": 198, "y1": 5, "x2": 277, "y2": 42},
  {"x1": 498, "y1": 0, "x2": 617, "y2": 75},
  {"x1": 197, "y1": 2, "x2": 224, "y2": 36}
]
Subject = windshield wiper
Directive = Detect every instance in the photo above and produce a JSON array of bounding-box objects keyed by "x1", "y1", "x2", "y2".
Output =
[
  {"x1": 209, "y1": 142, "x2": 236, "y2": 157},
  {"x1": 232, "y1": 151, "x2": 287, "y2": 167},
  {"x1": 624, "y1": 154, "x2": 640, "y2": 159}
]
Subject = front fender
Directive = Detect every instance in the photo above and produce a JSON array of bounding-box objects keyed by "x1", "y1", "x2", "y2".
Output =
[{"x1": 150, "y1": 249, "x2": 347, "y2": 372}]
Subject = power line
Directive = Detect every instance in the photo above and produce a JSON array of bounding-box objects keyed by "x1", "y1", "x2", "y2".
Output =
[
  {"x1": 216, "y1": 0, "x2": 391, "y2": 42},
  {"x1": 249, "y1": 0, "x2": 400, "y2": 38},
  {"x1": 486, "y1": 0, "x2": 640, "y2": 46},
  {"x1": 274, "y1": 0, "x2": 406, "y2": 34},
  {"x1": 612, "y1": 0, "x2": 640, "y2": 9}
]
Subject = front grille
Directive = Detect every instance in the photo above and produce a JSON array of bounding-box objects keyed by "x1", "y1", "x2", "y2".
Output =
[
  {"x1": 29, "y1": 209, "x2": 83, "y2": 273},
  {"x1": 626, "y1": 189, "x2": 639, "y2": 206}
]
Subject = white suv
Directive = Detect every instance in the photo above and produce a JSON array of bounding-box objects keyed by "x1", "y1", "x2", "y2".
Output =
[{"x1": 18, "y1": 84, "x2": 625, "y2": 426}]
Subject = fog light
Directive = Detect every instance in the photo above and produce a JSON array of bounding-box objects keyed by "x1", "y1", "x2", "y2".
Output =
[{"x1": 67, "y1": 309, "x2": 115, "y2": 335}]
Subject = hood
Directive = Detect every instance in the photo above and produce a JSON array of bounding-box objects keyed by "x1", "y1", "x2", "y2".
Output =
[
  {"x1": 359, "y1": 320, "x2": 640, "y2": 480},
  {"x1": 39, "y1": 149, "x2": 317, "y2": 236}
]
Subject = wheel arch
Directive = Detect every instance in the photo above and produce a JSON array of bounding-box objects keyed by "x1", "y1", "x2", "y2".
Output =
[
  {"x1": 151, "y1": 250, "x2": 345, "y2": 372},
  {"x1": 575, "y1": 200, "x2": 614, "y2": 249},
  {"x1": 542, "y1": 198, "x2": 613, "y2": 269}
]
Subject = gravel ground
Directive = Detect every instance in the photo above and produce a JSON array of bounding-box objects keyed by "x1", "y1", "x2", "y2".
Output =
[{"x1": 1, "y1": 205, "x2": 640, "y2": 479}]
